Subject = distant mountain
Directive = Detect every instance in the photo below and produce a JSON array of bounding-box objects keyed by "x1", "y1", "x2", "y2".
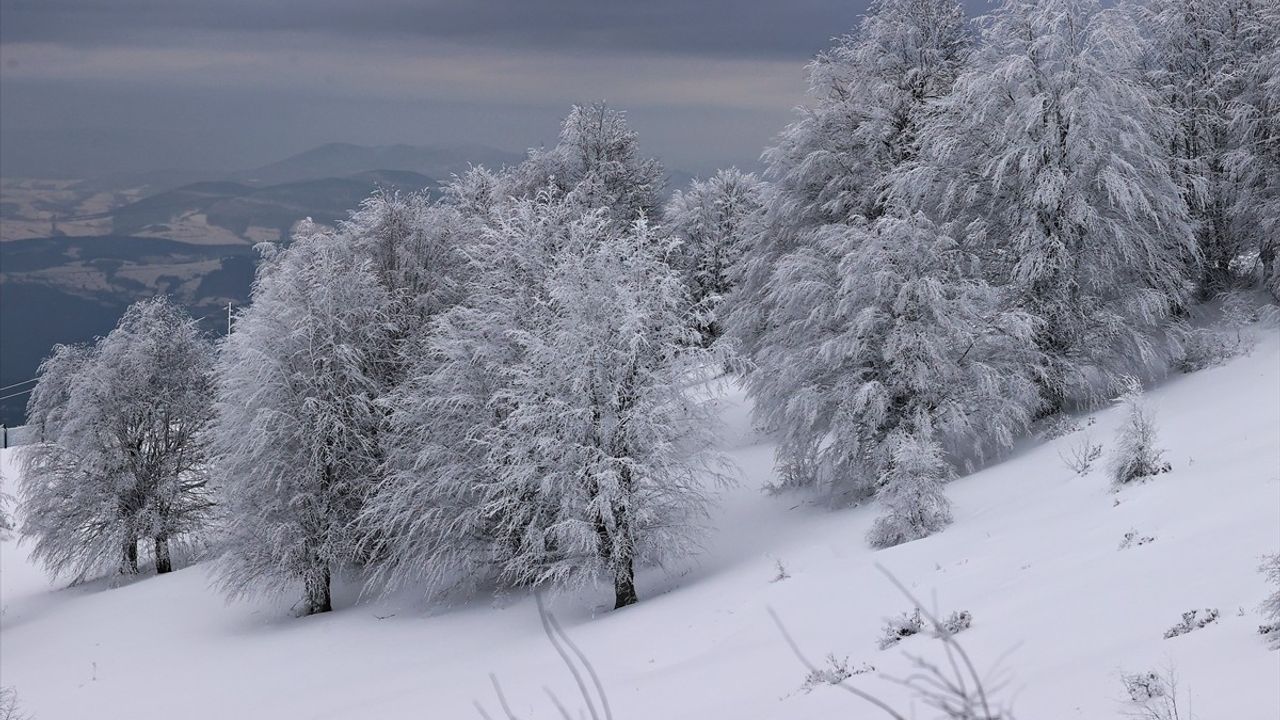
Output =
[
  {"x1": 238, "y1": 143, "x2": 524, "y2": 186},
  {"x1": 109, "y1": 171, "x2": 436, "y2": 241}
]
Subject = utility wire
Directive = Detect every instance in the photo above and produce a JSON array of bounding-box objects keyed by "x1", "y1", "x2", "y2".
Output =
[
  {"x1": 0, "y1": 387, "x2": 35, "y2": 402},
  {"x1": 0, "y1": 378, "x2": 37, "y2": 392}
]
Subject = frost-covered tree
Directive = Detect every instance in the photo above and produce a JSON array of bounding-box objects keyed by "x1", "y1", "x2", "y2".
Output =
[
  {"x1": 867, "y1": 428, "x2": 954, "y2": 549},
  {"x1": 1227, "y1": 1, "x2": 1280, "y2": 297},
  {"x1": 211, "y1": 225, "x2": 392, "y2": 615},
  {"x1": 1109, "y1": 379, "x2": 1168, "y2": 485},
  {"x1": 367, "y1": 190, "x2": 724, "y2": 608},
  {"x1": 512, "y1": 102, "x2": 665, "y2": 227},
  {"x1": 24, "y1": 343, "x2": 91, "y2": 442},
  {"x1": 18, "y1": 299, "x2": 214, "y2": 578},
  {"x1": 1261, "y1": 554, "x2": 1280, "y2": 645},
  {"x1": 664, "y1": 169, "x2": 766, "y2": 345},
  {"x1": 726, "y1": 0, "x2": 970, "y2": 359},
  {"x1": 896, "y1": 0, "x2": 1197, "y2": 409},
  {"x1": 341, "y1": 188, "x2": 471, "y2": 327},
  {"x1": 1133, "y1": 0, "x2": 1278, "y2": 294},
  {"x1": 749, "y1": 212, "x2": 1042, "y2": 502}
]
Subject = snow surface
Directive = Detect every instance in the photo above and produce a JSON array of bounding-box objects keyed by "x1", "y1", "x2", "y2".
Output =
[{"x1": 3, "y1": 330, "x2": 1278, "y2": 719}]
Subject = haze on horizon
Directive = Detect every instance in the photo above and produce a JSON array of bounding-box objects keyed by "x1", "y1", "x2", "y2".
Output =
[{"x1": 0, "y1": 0, "x2": 988, "y2": 180}]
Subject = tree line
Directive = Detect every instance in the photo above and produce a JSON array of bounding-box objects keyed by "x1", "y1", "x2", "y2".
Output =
[{"x1": 13, "y1": 0, "x2": 1279, "y2": 614}]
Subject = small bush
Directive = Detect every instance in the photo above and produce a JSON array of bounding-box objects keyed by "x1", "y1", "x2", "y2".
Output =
[
  {"x1": 1118, "y1": 530, "x2": 1156, "y2": 550},
  {"x1": 1059, "y1": 434, "x2": 1103, "y2": 476},
  {"x1": 1163, "y1": 608, "x2": 1219, "y2": 639},
  {"x1": 771, "y1": 558, "x2": 790, "y2": 583},
  {"x1": 1110, "y1": 381, "x2": 1171, "y2": 486},
  {"x1": 799, "y1": 654, "x2": 874, "y2": 693},
  {"x1": 878, "y1": 608, "x2": 924, "y2": 650},
  {"x1": 939, "y1": 610, "x2": 972, "y2": 636},
  {"x1": 1120, "y1": 667, "x2": 1191, "y2": 720},
  {"x1": 1261, "y1": 554, "x2": 1280, "y2": 648}
]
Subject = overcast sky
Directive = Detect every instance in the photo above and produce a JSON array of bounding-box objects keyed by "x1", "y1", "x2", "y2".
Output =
[{"x1": 0, "y1": 0, "x2": 988, "y2": 179}]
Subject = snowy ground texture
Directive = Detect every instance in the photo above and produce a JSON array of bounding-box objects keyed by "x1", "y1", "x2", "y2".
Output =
[{"x1": 3, "y1": 330, "x2": 1279, "y2": 720}]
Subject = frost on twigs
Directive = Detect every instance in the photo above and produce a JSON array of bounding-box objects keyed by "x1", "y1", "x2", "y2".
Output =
[
  {"x1": 878, "y1": 606, "x2": 972, "y2": 650},
  {"x1": 770, "y1": 558, "x2": 790, "y2": 583},
  {"x1": 1110, "y1": 381, "x2": 1171, "y2": 487},
  {"x1": 878, "y1": 608, "x2": 925, "y2": 650},
  {"x1": 1163, "y1": 608, "x2": 1219, "y2": 639},
  {"x1": 799, "y1": 654, "x2": 875, "y2": 694},
  {"x1": 1261, "y1": 554, "x2": 1280, "y2": 647},
  {"x1": 1118, "y1": 531, "x2": 1156, "y2": 550},
  {"x1": 1059, "y1": 434, "x2": 1103, "y2": 477},
  {"x1": 1120, "y1": 667, "x2": 1191, "y2": 720}
]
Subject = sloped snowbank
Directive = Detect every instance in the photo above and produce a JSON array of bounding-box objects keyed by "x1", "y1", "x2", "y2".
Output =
[{"x1": 3, "y1": 330, "x2": 1278, "y2": 719}]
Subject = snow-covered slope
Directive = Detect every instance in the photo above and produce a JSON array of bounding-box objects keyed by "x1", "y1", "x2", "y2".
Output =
[{"x1": 3, "y1": 330, "x2": 1278, "y2": 720}]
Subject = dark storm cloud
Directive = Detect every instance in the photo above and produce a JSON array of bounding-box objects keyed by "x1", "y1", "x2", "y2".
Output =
[{"x1": 1, "y1": 0, "x2": 876, "y2": 59}]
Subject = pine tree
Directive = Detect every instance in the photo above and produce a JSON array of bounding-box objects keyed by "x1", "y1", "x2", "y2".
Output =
[
  {"x1": 664, "y1": 168, "x2": 766, "y2": 346},
  {"x1": 896, "y1": 0, "x2": 1197, "y2": 409},
  {"x1": 210, "y1": 224, "x2": 392, "y2": 615}
]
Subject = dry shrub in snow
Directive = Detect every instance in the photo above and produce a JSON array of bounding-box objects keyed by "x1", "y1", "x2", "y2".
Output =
[
  {"x1": 772, "y1": 566, "x2": 1009, "y2": 720},
  {"x1": 1110, "y1": 381, "x2": 1171, "y2": 486},
  {"x1": 1261, "y1": 554, "x2": 1280, "y2": 646},
  {"x1": 1058, "y1": 434, "x2": 1103, "y2": 476},
  {"x1": 799, "y1": 654, "x2": 875, "y2": 694},
  {"x1": 1163, "y1": 608, "x2": 1219, "y2": 639},
  {"x1": 1118, "y1": 531, "x2": 1156, "y2": 550},
  {"x1": 1120, "y1": 668, "x2": 1191, "y2": 720},
  {"x1": 878, "y1": 608, "x2": 925, "y2": 650},
  {"x1": 0, "y1": 688, "x2": 27, "y2": 720}
]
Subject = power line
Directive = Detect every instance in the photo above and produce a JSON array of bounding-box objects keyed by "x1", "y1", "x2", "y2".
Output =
[
  {"x1": 0, "y1": 387, "x2": 35, "y2": 402},
  {"x1": 0, "y1": 378, "x2": 37, "y2": 392}
]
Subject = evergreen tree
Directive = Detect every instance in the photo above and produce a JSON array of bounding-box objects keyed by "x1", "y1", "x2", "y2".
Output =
[{"x1": 210, "y1": 224, "x2": 392, "y2": 615}]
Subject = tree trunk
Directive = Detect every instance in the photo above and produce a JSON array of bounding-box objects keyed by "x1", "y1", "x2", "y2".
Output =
[
  {"x1": 121, "y1": 537, "x2": 138, "y2": 574},
  {"x1": 154, "y1": 536, "x2": 172, "y2": 574},
  {"x1": 613, "y1": 556, "x2": 637, "y2": 609},
  {"x1": 303, "y1": 566, "x2": 332, "y2": 615}
]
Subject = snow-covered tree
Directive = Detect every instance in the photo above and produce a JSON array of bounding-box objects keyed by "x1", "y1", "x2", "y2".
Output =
[
  {"x1": 726, "y1": 0, "x2": 970, "y2": 360},
  {"x1": 24, "y1": 343, "x2": 91, "y2": 442},
  {"x1": 341, "y1": 188, "x2": 471, "y2": 327},
  {"x1": 664, "y1": 169, "x2": 766, "y2": 346},
  {"x1": 1109, "y1": 379, "x2": 1168, "y2": 485},
  {"x1": 1133, "y1": 0, "x2": 1278, "y2": 294},
  {"x1": 749, "y1": 212, "x2": 1042, "y2": 502},
  {"x1": 18, "y1": 298, "x2": 214, "y2": 578},
  {"x1": 1262, "y1": 554, "x2": 1280, "y2": 646},
  {"x1": 867, "y1": 428, "x2": 954, "y2": 549},
  {"x1": 367, "y1": 190, "x2": 725, "y2": 608},
  {"x1": 211, "y1": 224, "x2": 392, "y2": 615},
  {"x1": 512, "y1": 102, "x2": 665, "y2": 227},
  {"x1": 894, "y1": 0, "x2": 1197, "y2": 409},
  {"x1": 1227, "y1": 1, "x2": 1280, "y2": 297}
]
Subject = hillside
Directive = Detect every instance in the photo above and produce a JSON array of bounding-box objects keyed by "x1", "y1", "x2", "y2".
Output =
[{"x1": 2, "y1": 326, "x2": 1277, "y2": 719}]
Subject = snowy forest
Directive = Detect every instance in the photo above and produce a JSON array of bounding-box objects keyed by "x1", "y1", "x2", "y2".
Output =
[{"x1": 5, "y1": 0, "x2": 1280, "y2": 717}]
